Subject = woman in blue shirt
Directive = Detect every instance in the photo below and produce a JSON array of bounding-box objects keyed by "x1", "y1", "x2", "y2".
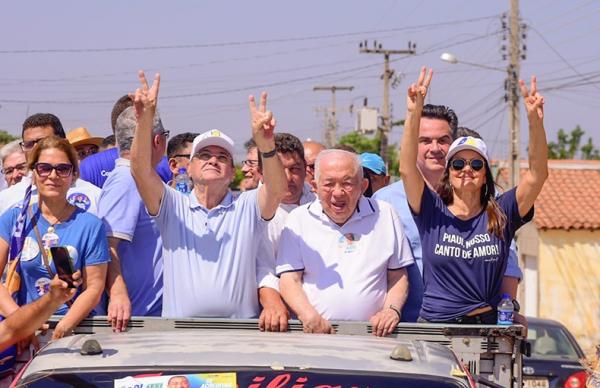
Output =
[
  {"x1": 0, "y1": 136, "x2": 109, "y2": 339},
  {"x1": 399, "y1": 68, "x2": 548, "y2": 324}
]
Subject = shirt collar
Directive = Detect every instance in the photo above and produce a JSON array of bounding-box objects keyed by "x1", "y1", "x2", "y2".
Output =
[
  {"x1": 188, "y1": 189, "x2": 234, "y2": 211},
  {"x1": 115, "y1": 158, "x2": 130, "y2": 167}
]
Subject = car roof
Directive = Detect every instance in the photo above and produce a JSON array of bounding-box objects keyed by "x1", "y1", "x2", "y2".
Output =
[
  {"x1": 23, "y1": 330, "x2": 465, "y2": 381},
  {"x1": 526, "y1": 317, "x2": 567, "y2": 327}
]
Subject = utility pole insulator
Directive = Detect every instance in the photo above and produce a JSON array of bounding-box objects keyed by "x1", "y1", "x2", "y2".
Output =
[
  {"x1": 313, "y1": 86, "x2": 354, "y2": 148},
  {"x1": 359, "y1": 40, "x2": 416, "y2": 165}
]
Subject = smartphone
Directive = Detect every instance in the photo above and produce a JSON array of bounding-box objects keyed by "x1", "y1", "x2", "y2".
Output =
[{"x1": 50, "y1": 246, "x2": 76, "y2": 288}]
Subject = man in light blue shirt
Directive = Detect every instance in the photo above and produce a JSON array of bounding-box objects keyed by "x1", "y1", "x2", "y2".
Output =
[
  {"x1": 97, "y1": 106, "x2": 166, "y2": 332},
  {"x1": 129, "y1": 72, "x2": 287, "y2": 329},
  {"x1": 374, "y1": 105, "x2": 523, "y2": 322}
]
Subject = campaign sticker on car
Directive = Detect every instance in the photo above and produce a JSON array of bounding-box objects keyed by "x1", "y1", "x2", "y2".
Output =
[
  {"x1": 114, "y1": 372, "x2": 236, "y2": 388},
  {"x1": 523, "y1": 377, "x2": 549, "y2": 388}
]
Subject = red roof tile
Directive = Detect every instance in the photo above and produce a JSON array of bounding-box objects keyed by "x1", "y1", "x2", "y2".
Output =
[{"x1": 533, "y1": 162, "x2": 600, "y2": 230}]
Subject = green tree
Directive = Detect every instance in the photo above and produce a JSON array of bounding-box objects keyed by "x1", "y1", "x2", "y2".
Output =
[
  {"x1": 229, "y1": 166, "x2": 244, "y2": 190},
  {"x1": 0, "y1": 130, "x2": 18, "y2": 145},
  {"x1": 548, "y1": 125, "x2": 600, "y2": 160},
  {"x1": 337, "y1": 131, "x2": 400, "y2": 176}
]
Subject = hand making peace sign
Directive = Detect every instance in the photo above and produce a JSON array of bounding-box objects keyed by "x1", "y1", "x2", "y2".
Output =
[
  {"x1": 132, "y1": 70, "x2": 161, "y2": 125},
  {"x1": 407, "y1": 67, "x2": 433, "y2": 113},
  {"x1": 519, "y1": 75, "x2": 544, "y2": 125},
  {"x1": 249, "y1": 92, "x2": 276, "y2": 152}
]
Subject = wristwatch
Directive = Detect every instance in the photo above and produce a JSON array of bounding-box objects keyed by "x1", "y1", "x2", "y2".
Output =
[
  {"x1": 261, "y1": 148, "x2": 277, "y2": 158},
  {"x1": 512, "y1": 299, "x2": 521, "y2": 313}
]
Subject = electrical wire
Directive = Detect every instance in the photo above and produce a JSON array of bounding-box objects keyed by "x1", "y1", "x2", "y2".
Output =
[{"x1": 0, "y1": 15, "x2": 500, "y2": 54}]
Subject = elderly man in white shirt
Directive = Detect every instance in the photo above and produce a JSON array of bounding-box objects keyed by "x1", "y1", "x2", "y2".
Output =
[{"x1": 277, "y1": 149, "x2": 414, "y2": 337}]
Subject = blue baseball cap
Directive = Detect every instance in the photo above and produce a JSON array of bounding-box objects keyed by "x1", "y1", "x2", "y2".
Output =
[{"x1": 360, "y1": 152, "x2": 387, "y2": 175}]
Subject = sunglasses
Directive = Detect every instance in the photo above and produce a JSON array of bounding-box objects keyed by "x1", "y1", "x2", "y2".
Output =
[
  {"x1": 450, "y1": 158, "x2": 485, "y2": 172},
  {"x1": 77, "y1": 145, "x2": 99, "y2": 159},
  {"x1": 34, "y1": 162, "x2": 74, "y2": 178}
]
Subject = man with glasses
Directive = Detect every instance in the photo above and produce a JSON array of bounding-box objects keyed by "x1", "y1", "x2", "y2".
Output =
[
  {"x1": 302, "y1": 140, "x2": 325, "y2": 187},
  {"x1": 130, "y1": 71, "x2": 287, "y2": 327},
  {"x1": 239, "y1": 139, "x2": 261, "y2": 191},
  {"x1": 0, "y1": 113, "x2": 101, "y2": 216},
  {"x1": 97, "y1": 106, "x2": 169, "y2": 332},
  {"x1": 0, "y1": 140, "x2": 28, "y2": 188},
  {"x1": 66, "y1": 127, "x2": 102, "y2": 161},
  {"x1": 166, "y1": 132, "x2": 197, "y2": 189}
]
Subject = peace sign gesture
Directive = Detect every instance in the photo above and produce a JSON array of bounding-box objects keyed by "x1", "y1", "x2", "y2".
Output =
[
  {"x1": 132, "y1": 70, "x2": 161, "y2": 125},
  {"x1": 249, "y1": 92, "x2": 276, "y2": 152},
  {"x1": 407, "y1": 67, "x2": 433, "y2": 113},
  {"x1": 519, "y1": 75, "x2": 544, "y2": 124}
]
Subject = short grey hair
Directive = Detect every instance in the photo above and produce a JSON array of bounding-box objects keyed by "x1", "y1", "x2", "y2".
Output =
[
  {"x1": 0, "y1": 140, "x2": 25, "y2": 164},
  {"x1": 314, "y1": 149, "x2": 363, "y2": 182},
  {"x1": 114, "y1": 106, "x2": 165, "y2": 155}
]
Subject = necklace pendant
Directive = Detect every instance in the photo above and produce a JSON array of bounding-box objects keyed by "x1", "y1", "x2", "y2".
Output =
[{"x1": 42, "y1": 229, "x2": 59, "y2": 249}]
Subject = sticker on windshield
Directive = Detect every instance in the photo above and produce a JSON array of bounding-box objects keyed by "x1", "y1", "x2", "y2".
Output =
[{"x1": 114, "y1": 372, "x2": 236, "y2": 388}]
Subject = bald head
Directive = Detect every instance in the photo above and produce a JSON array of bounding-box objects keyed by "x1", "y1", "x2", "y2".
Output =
[{"x1": 303, "y1": 140, "x2": 326, "y2": 184}]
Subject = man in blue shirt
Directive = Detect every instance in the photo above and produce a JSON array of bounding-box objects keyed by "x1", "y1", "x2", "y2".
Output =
[
  {"x1": 374, "y1": 104, "x2": 523, "y2": 322},
  {"x1": 79, "y1": 95, "x2": 172, "y2": 188},
  {"x1": 97, "y1": 106, "x2": 167, "y2": 332},
  {"x1": 130, "y1": 72, "x2": 287, "y2": 329}
]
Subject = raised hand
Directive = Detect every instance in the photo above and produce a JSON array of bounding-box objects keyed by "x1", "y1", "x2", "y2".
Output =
[
  {"x1": 249, "y1": 92, "x2": 276, "y2": 152},
  {"x1": 519, "y1": 76, "x2": 544, "y2": 124},
  {"x1": 132, "y1": 70, "x2": 161, "y2": 124},
  {"x1": 407, "y1": 67, "x2": 433, "y2": 113}
]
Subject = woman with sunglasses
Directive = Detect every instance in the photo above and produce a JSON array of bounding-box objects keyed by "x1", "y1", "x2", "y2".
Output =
[
  {"x1": 400, "y1": 68, "x2": 548, "y2": 324},
  {"x1": 0, "y1": 136, "x2": 108, "y2": 339}
]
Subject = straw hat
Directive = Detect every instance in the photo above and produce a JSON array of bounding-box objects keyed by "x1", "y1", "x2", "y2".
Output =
[{"x1": 66, "y1": 127, "x2": 103, "y2": 148}]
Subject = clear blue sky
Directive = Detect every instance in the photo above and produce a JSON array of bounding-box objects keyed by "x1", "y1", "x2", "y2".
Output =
[{"x1": 1, "y1": 0, "x2": 598, "y2": 160}]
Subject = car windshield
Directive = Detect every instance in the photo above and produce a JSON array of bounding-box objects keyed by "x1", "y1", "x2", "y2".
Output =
[
  {"x1": 20, "y1": 369, "x2": 469, "y2": 388},
  {"x1": 529, "y1": 324, "x2": 580, "y2": 360}
]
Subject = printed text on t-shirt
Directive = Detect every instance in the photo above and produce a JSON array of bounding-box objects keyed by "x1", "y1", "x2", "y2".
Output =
[{"x1": 434, "y1": 232, "x2": 500, "y2": 261}]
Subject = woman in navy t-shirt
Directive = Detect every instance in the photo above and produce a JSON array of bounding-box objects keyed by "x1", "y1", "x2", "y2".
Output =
[{"x1": 399, "y1": 68, "x2": 548, "y2": 324}]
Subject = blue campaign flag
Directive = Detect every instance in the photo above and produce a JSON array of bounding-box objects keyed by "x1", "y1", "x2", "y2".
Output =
[{"x1": 5, "y1": 183, "x2": 32, "y2": 300}]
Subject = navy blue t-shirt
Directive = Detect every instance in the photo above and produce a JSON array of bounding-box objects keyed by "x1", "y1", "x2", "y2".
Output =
[
  {"x1": 80, "y1": 147, "x2": 172, "y2": 188},
  {"x1": 412, "y1": 187, "x2": 533, "y2": 322}
]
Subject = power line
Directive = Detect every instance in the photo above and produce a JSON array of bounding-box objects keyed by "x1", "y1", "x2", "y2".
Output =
[
  {"x1": 529, "y1": 24, "x2": 600, "y2": 91},
  {"x1": 0, "y1": 15, "x2": 499, "y2": 54},
  {"x1": 0, "y1": 29, "x2": 503, "y2": 105}
]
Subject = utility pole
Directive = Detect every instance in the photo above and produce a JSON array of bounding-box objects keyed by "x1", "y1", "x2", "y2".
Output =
[
  {"x1": 507, "y1": 0, "x2": 521, "y2": 188},
  {"x1": 359, "y1": 40, "x2": 416, "y2": 164},
  {"x1": 313, "y1": 86, "x2": 354, "y2": 148}
]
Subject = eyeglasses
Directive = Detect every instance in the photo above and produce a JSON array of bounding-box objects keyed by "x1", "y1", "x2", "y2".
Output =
[
  {"x1": 1, "y1": 163, "x2": 28, "y2": 175},
  {"x1": 193, "y1": 151, "x2": 231, "y2": 164},
  {"x1": 34, "y1": 162, "x2": 74, "y2": 178},
  {"x1": 19, "y1": 137, "x2": 45, "y2": 151},
  {"x1": 242, "y1": 159, "x2": 259, "y2": 167},
  {"x1": 172, "y1": 154, "x2": 191, "y2": 159},
  {"x1": 76, "y1": 145, "x2": 99, "y2": 159},
  {"x1": 450, "y1": 158, "x2": 485, "y2": 172},
  {"x1": 159, "y1": 130, "x2": 170, "y2": 139}
]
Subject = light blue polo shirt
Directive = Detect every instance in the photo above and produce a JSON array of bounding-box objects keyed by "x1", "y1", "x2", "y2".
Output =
[
  {"x1": 98, "y1": 158, "x2": 163, "y2": 316},
  {"x1": 374, "y1": 180, "x2": 523, "y2": 322},
  {"x1": 153, "y1": 185, "x2": 268, "y2": 318}
]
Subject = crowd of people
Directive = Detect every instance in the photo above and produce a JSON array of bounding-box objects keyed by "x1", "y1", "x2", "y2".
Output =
[{"x1": 0, "y1": 67, "x2": 548, "y2": 353}]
